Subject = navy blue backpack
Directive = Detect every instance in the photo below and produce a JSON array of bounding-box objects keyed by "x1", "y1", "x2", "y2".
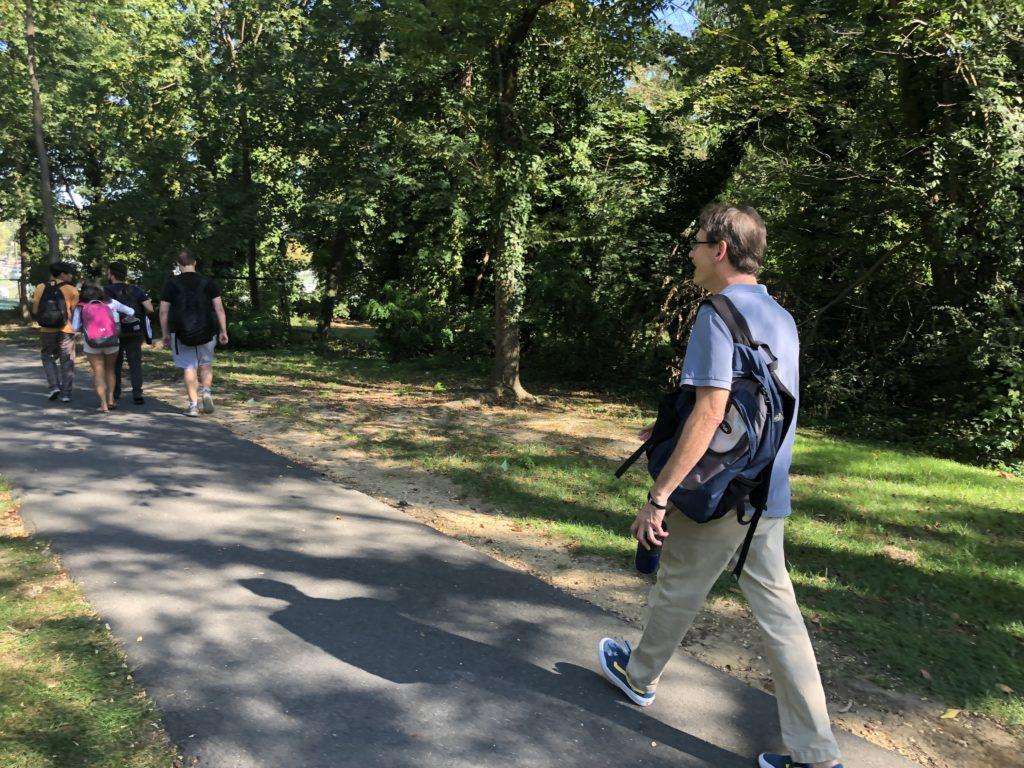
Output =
[{"x1": 616, "y1": 294, "x2": 796, "y2": 577}]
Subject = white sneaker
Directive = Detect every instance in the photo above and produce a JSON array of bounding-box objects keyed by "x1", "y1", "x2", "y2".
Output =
[
  {"x1": 185, "y1": 403, "x2": 201, "y2": 417},
  {"x1": 201, "y1": 390, "x2": 214, "y2": 414}
]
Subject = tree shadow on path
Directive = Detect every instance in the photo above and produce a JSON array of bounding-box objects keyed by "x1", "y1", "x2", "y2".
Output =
[{"x1": 241, "y1": 578, "x2": 752, "y2": 768}]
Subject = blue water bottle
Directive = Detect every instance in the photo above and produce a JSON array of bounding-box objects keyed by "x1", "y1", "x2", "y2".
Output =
[
  {"x1": 635, "y1": 493, "x2": 667, "y2": 574},
  {"x1": 634, "y1": 538, "x2": 663, "y2": 574}
]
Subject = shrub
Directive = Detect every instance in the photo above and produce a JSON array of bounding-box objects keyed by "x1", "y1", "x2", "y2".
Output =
[
  {"x1": 228, "y1": 307, "x2": 289, "y2": 349},
  {"x1": 364, "y1": 285, "x2": 453, "y2": 359}
]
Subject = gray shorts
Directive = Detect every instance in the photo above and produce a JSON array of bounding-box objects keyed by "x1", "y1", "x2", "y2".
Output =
[{"x1": 171, "y1": 334, "x2": 216, "y2": 369}]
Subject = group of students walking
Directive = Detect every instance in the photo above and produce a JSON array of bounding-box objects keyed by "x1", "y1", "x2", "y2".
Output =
[{"x1": 32, "y1": 249, "x2": 228, "y2": 417}]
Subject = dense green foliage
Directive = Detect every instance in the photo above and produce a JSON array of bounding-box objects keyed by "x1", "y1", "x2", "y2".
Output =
[{"x1": 1, "y1": 1, "x2": 1022, "y2": 466}]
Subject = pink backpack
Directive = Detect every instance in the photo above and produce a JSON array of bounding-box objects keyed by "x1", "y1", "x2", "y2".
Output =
[{"x1": 81, "y1": 301, "x2": 120, "y2": 348}]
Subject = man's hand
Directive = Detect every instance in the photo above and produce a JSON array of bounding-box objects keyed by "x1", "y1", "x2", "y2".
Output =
[
  {"x1": 161, "y1": 335, "x2": 171, "y2": 349},
  {"x1": 631, "y1": 500, "x2": 669, "y2": 550},
  {"x1": 637, "y1": 420, "x2": 656, "y2": 442},
  {"x1": 218, "y1": 330, "x2": 229, "y2": 345}
]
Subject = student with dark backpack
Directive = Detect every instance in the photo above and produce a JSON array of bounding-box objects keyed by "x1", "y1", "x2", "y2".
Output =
[
  {"x1": 596, "y1": 205, "x2": 843, "y2": 768},
  {"x1": 32, "y1": 261, "x2": 79, "y2": 403},
  {"x1": 159, "y1": 248, "x2": 229, "y2": 417},
  {"x1": 105, "y1": 262, "x2": 155, "y2": 405}
]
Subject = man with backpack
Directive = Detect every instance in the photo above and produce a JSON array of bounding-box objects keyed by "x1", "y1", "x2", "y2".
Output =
[
  {"x1": 32, "y1": 261, "x2": 79, "y2": 403},
  {"x1": 105, "y1": 262, "x2": 154, "y2": 405},
  {"x1": 597, "y1": 205, "x2": 843, "y2": 768},
  {"x1": 159, "y1": 248, "x2": 229, "y2": 417}
]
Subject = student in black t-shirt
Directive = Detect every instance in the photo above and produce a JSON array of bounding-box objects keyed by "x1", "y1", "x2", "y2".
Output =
[
  {"x1": 105, "y1": 262, "x2": 155, "y2": 405},
  {"x1": 158, "y1": 249, "x2": 229, "y2": 417}
]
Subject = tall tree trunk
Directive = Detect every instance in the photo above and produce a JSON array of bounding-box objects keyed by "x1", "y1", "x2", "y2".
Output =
[
  {"x1": 894, "y1": 37, "x2": 967, "y2": 307},
  {"x1": 487, "y1": 0, "x2": 554, "y2": 401},
  {"x1": 247, "y1": 234, "x2": 259, "y2": 309},
  {"x1": 24, "y1": 0, "x2": 59, "y2": 263},
  {"x1": 277, "y1": 235, "x2": 290, "y2": 335},
  {"x1": 220, "y1": 11, "x2": 262, "y2": 309},
  {"x1": 491, "y1": 164, "x2": 533, "y2": 400},
  {"x1": 18, "y1": 219, "x2": 31, "y2": 321},
  {"x1": 240, "y1": 104, "x2": 260, "y2": 310},
  {"x1": 80, "y1": 146, "x2": 104, "y2": 267},
  {"x1": 469, "y1": 249, "x2": 490, "y2": 307},
  {"x1": 316, "y1": 230, "x2": 346, "y2": 343}
]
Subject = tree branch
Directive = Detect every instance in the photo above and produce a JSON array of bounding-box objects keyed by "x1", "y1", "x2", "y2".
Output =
[
  {"x1": 802, "y1": 250, "x2": 890, "y2": 344},
  {"x1": 496, "y1": 0, "x2": 558, "y2": 64}
]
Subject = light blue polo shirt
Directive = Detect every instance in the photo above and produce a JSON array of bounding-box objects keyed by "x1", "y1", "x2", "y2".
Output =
[{"x1": 678, "y1": 283, "x2": 799, "y2": 517}]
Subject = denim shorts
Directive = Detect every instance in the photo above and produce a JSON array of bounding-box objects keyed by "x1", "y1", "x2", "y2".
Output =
[{"x1": 83, "y1": 339, "x2": 119, "y2": 355}]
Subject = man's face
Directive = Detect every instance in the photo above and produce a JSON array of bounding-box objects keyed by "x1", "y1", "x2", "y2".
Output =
[
  {"x1": 58, "y1": 271, "x2": 73, "y2": 283},
  {"x1": 689, "y1": 229, "x2": 719, "y2": 290}
]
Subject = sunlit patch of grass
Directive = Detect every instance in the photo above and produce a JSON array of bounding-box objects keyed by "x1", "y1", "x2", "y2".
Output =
[{"x1": 0, "y1": 478, "x2": 180, "y2": 768}]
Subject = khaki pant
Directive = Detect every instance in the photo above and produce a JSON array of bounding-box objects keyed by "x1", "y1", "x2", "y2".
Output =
[{"x1": 626, "y1": 509, "x2": 840, "y2": 765}]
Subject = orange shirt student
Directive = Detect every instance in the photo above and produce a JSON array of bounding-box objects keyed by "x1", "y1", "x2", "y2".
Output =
[{"x1": 32, "y1": 261, "x2": 79, "y2": 401}]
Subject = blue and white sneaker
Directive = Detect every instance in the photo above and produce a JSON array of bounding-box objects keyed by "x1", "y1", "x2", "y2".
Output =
[
  {"x1": 597, "y1": 637, "x2": 655, "y2": 706},
  {"x1": 757, "y1": 754, "x2": 844, "y2": 768}
]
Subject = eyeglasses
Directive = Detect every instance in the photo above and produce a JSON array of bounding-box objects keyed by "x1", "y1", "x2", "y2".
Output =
[{"x1": 689, "y1": 239, "x2": 717, "y2": 249}]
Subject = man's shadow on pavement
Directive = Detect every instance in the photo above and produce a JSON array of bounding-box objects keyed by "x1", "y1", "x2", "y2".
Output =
[{"x1": 241, "y1": 578, "x2": 750, "y2": 767}]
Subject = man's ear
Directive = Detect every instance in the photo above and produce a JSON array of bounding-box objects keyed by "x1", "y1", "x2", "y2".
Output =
[{"x1": 714, "y1": 240, "x2": 728, "y2": 263}]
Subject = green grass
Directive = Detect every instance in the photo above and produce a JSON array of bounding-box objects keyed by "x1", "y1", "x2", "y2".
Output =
[
  {"x1": 784, "y1": 435, "x2": 1024, "y2": 724},
  {"x1": 2, "y1": 322, "x2": 1022, "y2": 727},
  {"x1": 0, "y1": 478, "x2": 179, "y2": 768}
]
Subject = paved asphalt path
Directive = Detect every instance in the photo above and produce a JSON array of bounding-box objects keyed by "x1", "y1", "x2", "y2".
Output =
[{"x1": 0, "y1": 343, "x2": 918, "y2": 768}]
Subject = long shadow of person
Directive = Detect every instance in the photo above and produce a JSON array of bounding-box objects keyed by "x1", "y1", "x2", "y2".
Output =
[{"x1": 241, "y1": 578, "x2": 750, "y2": 767}]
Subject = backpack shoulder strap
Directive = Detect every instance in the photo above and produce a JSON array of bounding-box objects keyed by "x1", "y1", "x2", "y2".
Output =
[
  {"x1": 169, "y1": 275, "x2": 188, "y2": 303},
  {"x1": 116, "y1": 283, "x2": 139, "y2": 308},
  {"x1": 731, "y1": 391, "x2": 796, "y2": 579},
  {"x1": 700, "y1": 294, "x2": 755, "y2": 347},
  {"x1": 703, "y1": 293, "x2": 793, "y2": 393}
]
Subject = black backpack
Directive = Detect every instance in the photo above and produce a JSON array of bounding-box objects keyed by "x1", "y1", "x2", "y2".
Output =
[
  {"x1": 36, "y1": 282, "x2": 68, "y2": 328},
  {"x1": 106, "y1": 283, "x2": 145, "y2": 337},
  {"x1": 171, "y1": 275, "x2": 215, "y2": 346}
]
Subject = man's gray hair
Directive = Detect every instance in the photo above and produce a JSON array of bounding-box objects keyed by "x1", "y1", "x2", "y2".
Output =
[{"x1": 698, "y1": 203, "x2": 767, "y2": 275}]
